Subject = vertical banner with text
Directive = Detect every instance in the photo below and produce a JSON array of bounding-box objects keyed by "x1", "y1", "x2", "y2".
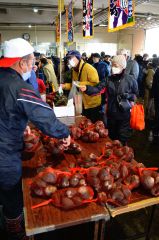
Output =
[
  {"x1": 66, "y1": 1, "x2": 74, "y2": 43},
  {"x1": 58, "y1": 0, "x2": 64, "y2": 14},
  {"x1": 56, "y1": 16, "x2": 60, "y2": 43},
  {"x1": 108, "y1": 0, "x2": 135, "y2": 32},
  {"x1": 83, "y1": 0, "x2": 94, "y2": 39}
]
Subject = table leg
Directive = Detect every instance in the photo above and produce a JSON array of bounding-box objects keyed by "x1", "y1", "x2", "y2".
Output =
[
  {"x1": 145, "y1": 205, "x2": 156, "y2": 240},
  {"x1": 94, "y1": 220, "x2": 106, "y2": 240},
  {"x1": 94, "y1": 221, "x2": 100, "y2": 240},
  {"x1": 99, "y1": 220, "x2": 106, "y2": 240}
]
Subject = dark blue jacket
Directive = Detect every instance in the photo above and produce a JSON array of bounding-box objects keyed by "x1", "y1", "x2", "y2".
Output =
[
  {"x1": 0, "y1": 68, "x2": 69, "y2": 190},
  {"x1": 85, "y1": 61, "x2": 110, "y2": 105},
  {"x1": 107, "y1": 73, "x2": 138, "y2": 119},
  {"x1": 93, "y1": 61, "x2": 110, "y2": 81}
]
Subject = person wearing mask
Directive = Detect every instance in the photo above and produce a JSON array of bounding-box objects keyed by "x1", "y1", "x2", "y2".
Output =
[
  {"x1": 106, "y1": 55, "x2": 138, "y2": 145},
  {"x1": 62, "y1": 50, "x2": 101, "y2": 123},
  {"x1": 40, "y1": 57, "x2": 59, "y2": 93},
  {"x1": 117, "y1": 49, "x2": 139, "y2": 82},
  {"x1": 0, "y1": 38, "x2": 71, "y2": 240}
]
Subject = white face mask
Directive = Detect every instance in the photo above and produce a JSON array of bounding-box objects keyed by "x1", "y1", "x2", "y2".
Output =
[
  {"x1": 69, "y1": 58, "x2": 77, "y2": 68},
  {"x1": 22, "y1": 70, "x2": 31, "y2": 81},
  {"x1": 68, "y1": 64, "x2": 72, "y2": 69},
  {"x1": 112, "y1": 67, "x2": 122, "y2": 75}
]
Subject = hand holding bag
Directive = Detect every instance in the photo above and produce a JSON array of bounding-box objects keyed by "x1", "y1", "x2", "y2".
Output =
[{"x1": 130, "y1": 104, "x2": 145, "y2": 131}]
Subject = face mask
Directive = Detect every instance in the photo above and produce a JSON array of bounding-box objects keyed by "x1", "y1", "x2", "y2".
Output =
[
  {"x1": 69, "y1": 58, "x2": 77, "y2": 68},
  {"x1": 112, "y1": 67, "x2": 122, "y2": 75},
  {"x1": 22, "y1": 71, "x2": 31, "y2": 81},
  {"x1": 68, "y1": 64, "x2": 72, "y2": 69}
]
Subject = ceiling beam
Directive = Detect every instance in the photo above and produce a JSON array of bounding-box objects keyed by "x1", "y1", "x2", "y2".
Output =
[{"x1": 0, "y1": 3, "x2": 58, "y2": 10}]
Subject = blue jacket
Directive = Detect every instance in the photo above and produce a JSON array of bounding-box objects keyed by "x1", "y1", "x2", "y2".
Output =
[
  {"x1": 27, "y1": 70, "x2": 39, "y2": 93},
  {"x1": 93, "y1": 61, "x2": 110, "y2": 81},
  {"x1": 0, "y1": 68, "x2": 70, "y2": 190}
]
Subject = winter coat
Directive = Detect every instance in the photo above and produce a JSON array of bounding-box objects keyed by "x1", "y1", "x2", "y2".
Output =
[
  {"x1": 152, "y1": 67, "x2": 159, "y2": 101},
  {"x1": 64, "y1": 59, "x2": 101, "y2": 110},
  {"x1": 107, "y1": 72, "x2": 138, "y2": 119},
  {"x1": 125, "y1": 59, "x2": 139, "y2": 81},
  {"x1": 0, "y1": 68, "x2": 69, "y2": 190},
  {"x1": 43, "y1": 63, "x2": 59, "y2": 92}
]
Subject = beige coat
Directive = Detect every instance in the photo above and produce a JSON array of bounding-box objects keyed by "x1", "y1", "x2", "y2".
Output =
[
  {"x1": 144, "y1": 68, "x2": 155, "y2": 111},
  {"x1": 43, "y1": 63, "x2": 59, "y2": 92}
]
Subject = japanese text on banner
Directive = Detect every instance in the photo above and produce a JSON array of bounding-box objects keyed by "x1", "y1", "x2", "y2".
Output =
[
  {"x1": 108, "y1": 0, "x2": 135, "y2": 32},
  {"x1": 83, "y1": 0, "x2": 94, "y2": 39}
]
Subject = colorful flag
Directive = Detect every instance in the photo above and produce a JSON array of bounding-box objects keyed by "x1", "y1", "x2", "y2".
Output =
[
  {"x1": 83, "y1": 0, "x2": 94, "y2": 39},
  {"x1": 58, "y1": 0, "x2": 64, "y2": 14},
  {"x1": 66, "y1": 1, "x2": 74, "y2": 43},
  {"x1": 108, "y1": 0, "x2": 135, "y2": 32},
  {"x1": 56, "y1": 16, "x2": 60, "y2": 43}
]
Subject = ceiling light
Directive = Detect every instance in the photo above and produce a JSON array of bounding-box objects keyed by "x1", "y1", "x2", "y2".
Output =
[
  {"x1": 33, "y1": 8, "x2": 38, "y2": 13},
  {"x1": 147, "y1": 15, "x2": 152, "y2": 21},
  {"x1": 99, "y1": 24, "x2": 107, "y2": 27},
  {"x1": 28, "y1": 25, "x2": 32, "y2": 28}
]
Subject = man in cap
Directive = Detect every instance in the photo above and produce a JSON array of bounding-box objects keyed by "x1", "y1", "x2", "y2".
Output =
[
  {"x1": 62, "y1": 50, "x2": 102, "y2": 123},
  {"x1": 0, "y1": 38, "x2": 71, "y2": 240},
  {"x1": 117, "y1": 48, "x2": 139, "y2": 82}
]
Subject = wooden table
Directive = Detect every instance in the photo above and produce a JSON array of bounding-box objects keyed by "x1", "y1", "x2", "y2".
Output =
[
  {"x1": 22, "y1": 116, "x2": 159, "y2": 240},
  {"x1": 22, "y1": 117, "x2": 110, "y2": 239}
]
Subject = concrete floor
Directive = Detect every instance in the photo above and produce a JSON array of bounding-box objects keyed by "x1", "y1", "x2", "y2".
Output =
[{"x1": 1, "y1": 129, "x2": 159, "y2": 240}]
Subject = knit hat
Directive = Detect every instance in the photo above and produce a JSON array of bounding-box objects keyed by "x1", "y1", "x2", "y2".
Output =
[
  {"x1": 66, "y1": 50, "x2": 81, "y2": 60},
  {"x1": 0, "y1": 38, "x2": 34, "y2": 67},
  {"x1": 112, "y1": 55, "x2": 127, "y2": 69},
  {"x1": 117, "y1": 48, "x2": 128, "y2": 56}
]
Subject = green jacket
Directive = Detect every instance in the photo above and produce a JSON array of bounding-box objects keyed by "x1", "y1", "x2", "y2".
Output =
[{"x1": 43, "y1": 63, "x2": 59, "y2": 92}]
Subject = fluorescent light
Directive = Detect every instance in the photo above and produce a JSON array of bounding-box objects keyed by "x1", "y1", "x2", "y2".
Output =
[
  {"x1": 99, "y1": 24, "x2": 107, "y2": 27},
  {"x1": 28, "y1": 25, "x2": 32, "y2": 28},
  {"x1": 147, "y1": 15, "x2": 152, "y2": 20},
  {"x1": 33, "y1": 8, "x2": 38, "y2": 13}
]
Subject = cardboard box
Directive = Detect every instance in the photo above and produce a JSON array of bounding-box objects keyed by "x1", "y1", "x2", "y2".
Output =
[{"x1": 54, "y1": 99, "x2": 75, "y2": 117}]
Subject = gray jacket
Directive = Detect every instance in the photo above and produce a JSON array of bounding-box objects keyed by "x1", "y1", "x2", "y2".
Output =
[{"x1": 125, "y1": 59, "x2": 139, "y2": 81}]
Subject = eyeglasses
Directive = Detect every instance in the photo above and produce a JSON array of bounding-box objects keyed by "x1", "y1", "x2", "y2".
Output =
[{"x1": 23, "y1": 57, "x2": 35, "y2": 67}]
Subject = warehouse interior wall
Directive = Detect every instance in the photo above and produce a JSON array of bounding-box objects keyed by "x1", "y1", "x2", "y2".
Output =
[{"x1": 0, "y1": 27, "x2": 145, "y2": 57}]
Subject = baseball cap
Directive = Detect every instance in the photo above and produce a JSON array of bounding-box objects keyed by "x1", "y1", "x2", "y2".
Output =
[
  {"x1": 0, "y1": 38, "x2": 34, "y2": 67},
  {"x1": 112, "y1": 55, "x2": 127, "y2": 69},
  {"x1": 66, "y1": 50, "x2": 81, "y2": 60}
]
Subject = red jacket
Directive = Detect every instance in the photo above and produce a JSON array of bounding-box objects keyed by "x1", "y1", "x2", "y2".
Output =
[{"x1": 37, "y1": 78, "x2": 46, "y2": 93}]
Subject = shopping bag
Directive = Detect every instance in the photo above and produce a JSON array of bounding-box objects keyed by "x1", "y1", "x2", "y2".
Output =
[
  {"x1": 130, "y1": 104, "x2": 145, "y2": 131},
  {"x1": 68, "y1": 84, "x2": 82, "y2": 116}
]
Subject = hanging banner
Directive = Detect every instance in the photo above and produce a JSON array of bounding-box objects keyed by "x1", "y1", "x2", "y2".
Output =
[
  {"x1": 66, "y1": 1, "x2": 74, "y2": 43},
  {"x1": 58, "y1": 0, "x2": 64, "y2": 14},
  {"x1": 108, "y1": 0, "x2": 135, "y2": 32},
  {"x1": 56, "y1": 16, "x2": 60, "y2": 43},
  {"x1": 83, "y1": 0, "x2": 94, "y2": 39}
]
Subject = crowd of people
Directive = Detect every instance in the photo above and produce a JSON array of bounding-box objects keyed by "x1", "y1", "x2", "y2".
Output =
[
  {"x1": 0, "y1": 37, "x2": 159, "y2": 240},
  {"x1": 4, "y1": 44, "x2": 158, "y2": 146}
]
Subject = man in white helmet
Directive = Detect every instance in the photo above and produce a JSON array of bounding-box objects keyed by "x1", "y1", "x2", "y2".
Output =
[{"x1": 0, "y1": 38, "x2": 71, "y2": 240}]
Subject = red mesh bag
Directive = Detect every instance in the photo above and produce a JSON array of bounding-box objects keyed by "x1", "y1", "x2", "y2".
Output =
[{"x1": 32, "y1": 186, "x2": 95, "y2": 210}]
